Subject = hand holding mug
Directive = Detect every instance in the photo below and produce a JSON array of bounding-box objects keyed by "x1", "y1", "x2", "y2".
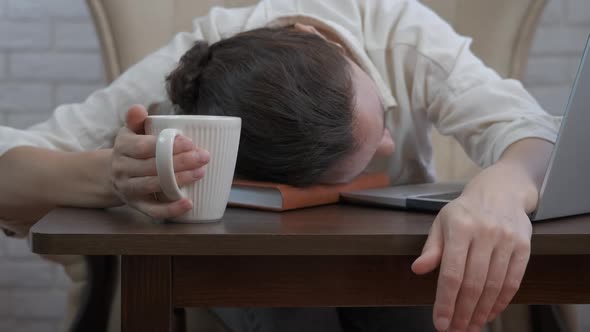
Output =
[
  {"x1": 144, "y1": 111, "x2": 241, "y2": 222},
  {"x1": 110, "y1": 105, "x2": 210, "y2": 219}
]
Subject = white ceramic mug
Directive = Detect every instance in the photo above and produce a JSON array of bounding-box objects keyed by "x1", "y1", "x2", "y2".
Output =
[{"x1": 145, "y1": 115, "x2": 241, "y2": 222}]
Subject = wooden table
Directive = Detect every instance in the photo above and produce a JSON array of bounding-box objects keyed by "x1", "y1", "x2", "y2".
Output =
[{"x1": 31, "y1": 205, "x2": 590, "y2": 332}]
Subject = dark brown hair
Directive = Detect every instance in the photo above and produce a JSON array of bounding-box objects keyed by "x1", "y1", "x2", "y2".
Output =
[{"x1": 166, "y1": 27, "x2": 355, "y2": 186}]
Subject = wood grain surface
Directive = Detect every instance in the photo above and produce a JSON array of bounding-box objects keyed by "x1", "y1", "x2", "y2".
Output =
[
  {"x1": 172, "y1": 255, "x2": 590, "y2": 306},
  {"x1": 31, "y1": 205, "x2": 590, "y2": 256},
  {"x1": 122, "y1": 256, "x2": 172, "y2": 332}
]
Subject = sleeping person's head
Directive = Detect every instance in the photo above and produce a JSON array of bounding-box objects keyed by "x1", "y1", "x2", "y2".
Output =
[{"x1": 166, "y1": 24, "x2": 394, "y2": 186}]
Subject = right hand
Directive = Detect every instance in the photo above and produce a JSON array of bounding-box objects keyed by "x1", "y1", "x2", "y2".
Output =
[{"x1": 110, "y1": 104, "x2": 210, "y2": 219}]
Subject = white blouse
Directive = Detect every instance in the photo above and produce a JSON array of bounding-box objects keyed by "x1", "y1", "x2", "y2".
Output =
[{"x1": 0, "y1": 0, "x2": 561, "y2": 185}]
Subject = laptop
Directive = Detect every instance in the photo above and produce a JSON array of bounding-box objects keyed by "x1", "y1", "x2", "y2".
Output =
[{"x1": 341, "y1": 35, "x2": 590, "y2": 222}]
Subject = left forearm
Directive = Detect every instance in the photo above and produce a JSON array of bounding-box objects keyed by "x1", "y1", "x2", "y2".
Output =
[
  {"x1": 421, "y1": 137, "x2": 552, "y2": 331},
  {"x1": 466, "y1": 138, "x2": 554, "y2": 213},
  {"x1": 497, "y1": 138, "x2": 554, "y2": 188},
  {"x1": 0, "y1": 147, "x2": 120, "y2": 222}
]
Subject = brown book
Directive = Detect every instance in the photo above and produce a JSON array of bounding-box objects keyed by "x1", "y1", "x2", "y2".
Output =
[{"x1": 228, "y1": 173, "x2": 390, "y2": 211}]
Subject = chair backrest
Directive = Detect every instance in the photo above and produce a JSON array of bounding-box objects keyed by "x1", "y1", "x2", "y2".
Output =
[{"x1": 87, "y1": 0, "x2": 547, "y2": 181}]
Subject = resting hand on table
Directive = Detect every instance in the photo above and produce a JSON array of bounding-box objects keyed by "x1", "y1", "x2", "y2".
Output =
[
  {"x1": 411, "y1": 139, "x2": 554, "y2": 332},
  {"x1": 411, "y1": 163, "x2": 534, "y2": 332},
  {"x1": 110, "y1": 105, "x2": 210, "y2": 219}
]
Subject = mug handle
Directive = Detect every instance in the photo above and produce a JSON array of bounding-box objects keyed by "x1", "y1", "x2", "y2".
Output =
[{"x1": 155, "y1": 128, "x2": 185, "y2": 201}]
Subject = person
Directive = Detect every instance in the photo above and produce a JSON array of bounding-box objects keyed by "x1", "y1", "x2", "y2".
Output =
[{"x1": 0, "y1": 0, "x2": 562, "y2": 331}]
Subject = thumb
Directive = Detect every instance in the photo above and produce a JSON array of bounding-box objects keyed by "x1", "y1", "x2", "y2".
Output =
[
  {"x1": 125, "y1": 104, "x2": 148, "y2": 134},
  {"x1": 412, "y1": 217, "x2": 443, "y2": 275}
]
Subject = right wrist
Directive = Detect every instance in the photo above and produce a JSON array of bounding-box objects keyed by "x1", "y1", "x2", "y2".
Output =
[
  {"x1": 52, "y1": 149, "x2": 123, "y2": 208},
  {"x1": 90, "y1": 149, "x2": 124, "y2": 207}
]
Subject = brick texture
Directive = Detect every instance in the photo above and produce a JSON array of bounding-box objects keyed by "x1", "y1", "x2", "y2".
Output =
[
  {"x1": 3, "y1": 111, "x2": 53, "y2": 129},
  {"x1": 0, "y1": 22, "x2": 51, "y2": 50},
  {"x1": 1, "y1": 289, "x2": 68, "y2": 318},
  {"x1": 526, "y1": 0, "x2": 590, "y2": 118},
  {"x1": 54, "y1": 22, "x2": 100, "y2": 50},
  {"x1": 0, "y1": 83, "x2": 53, "y2": 112},
  {"x1": 0, "y1": 53, "x2": 6, "y2": 80},
  {"x1": 0, "y1": 0, "x2": 590, "y2": 330},
  {"x1": 0, "y1": 261, "x2": 56, "y2": 288},
  {"x1": 0, "y1": 1, "x2": 98, "y2": 329},
  {"x1": 565, "y1": 0, "x2": 590, "y2": 23},
  {"x1": 7, "y1": 0, "x2": 89, "y2": 19},
  {"x1": 0, "y1": 321, "x2": 58, "y2": 332},
  {"x1": 9, "y1": 52, "x2": 103, "y2": 81}
]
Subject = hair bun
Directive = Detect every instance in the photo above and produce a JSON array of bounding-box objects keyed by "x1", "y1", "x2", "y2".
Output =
[{"x1": 166, "y1": 41, "x2": 211, "y2": 113}]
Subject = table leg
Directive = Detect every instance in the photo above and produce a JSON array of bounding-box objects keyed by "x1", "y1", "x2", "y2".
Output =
[
  {"x1": 122, "y1": 255, "x2": 172, "y2": 332},
  {"x1": 69, "y1": 255, "x2": 117, "y2": 332}
]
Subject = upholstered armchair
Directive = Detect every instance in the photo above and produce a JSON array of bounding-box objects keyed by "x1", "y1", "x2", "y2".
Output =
[{"x1": 70, "y1": 0, "x2": 577, "y2": 331}]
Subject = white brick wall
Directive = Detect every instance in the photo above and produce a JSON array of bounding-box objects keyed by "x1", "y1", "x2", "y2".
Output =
[
  {"x1": 0, "y1": 54, "x2": 6, "y2": 80},
  {"x1": 0, "y1": 0, "x2": 589, "y2": 330},
  {"x1": 0, "y1": 0, "x2": 104, "y2": 330},
  {"x1": 0, "y1": 22, "x2": 51, "y2": 49},
  {"x1": 6, "y1": 0, "x2": 90, "y2": 19},
  {"x1": 525, "y1": 0, "x2": 590, "y2": 117},
  {"x1": 10, "y1": 53, "x2": 102, "y2": 81}
]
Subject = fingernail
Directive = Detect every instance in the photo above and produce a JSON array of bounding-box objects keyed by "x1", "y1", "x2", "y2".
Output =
[
  {"x1": 178, "y1": 136, "x2": 193, "y2": 150},
  {"x1": 193, "y1": 168, "x2": 205, "y2": 179},
  {"x1": 435, "y1": 317, "x2": 449, "y2": 331},
  {"x1": 180, "y1": 199, "x2": 193, "y2": 210},
  {"x1": 191, "y1": 150, "x2": 200, "y2": 160},
  {"x1": 199, "y1": 150, "x2": 210, "y2": 162}
]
